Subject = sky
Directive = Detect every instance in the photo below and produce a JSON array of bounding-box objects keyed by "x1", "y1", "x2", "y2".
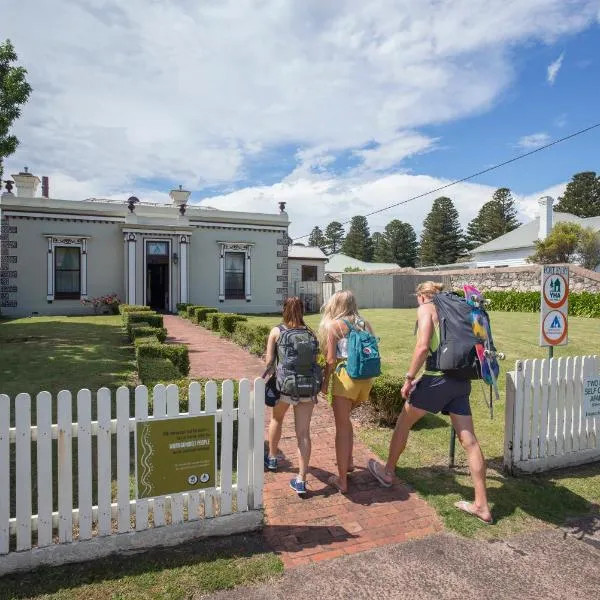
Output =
[{"x1": 2, "y1": 0, "x2": 600, "y2": 239}]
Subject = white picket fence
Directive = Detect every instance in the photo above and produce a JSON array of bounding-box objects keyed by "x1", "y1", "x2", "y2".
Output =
[
  {"x1": 0, "y1": 379, "x2": 265, "y2": 575},
  {"x1": 504, "y1": 356, "x2": 600, "y2": 474}
]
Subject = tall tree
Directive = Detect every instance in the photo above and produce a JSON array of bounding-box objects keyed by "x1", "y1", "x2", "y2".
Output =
[
  {"x1": 0, "y1": 39, "x2": 32, "y2": 181},
  {"x1": 371, "y1": 231, "x2": 390, "y2": 262},
  {"x1": 419, "y1": 197, "x2": 465, "y2": 266},
  {"x1": 466, "y1": 187, "x2": 520, "y2": 250},
  {"x1": 577, "y1": 227, "x2": 600, "y2": 270},
  {"x1": 307, "y1": 226, "x2": 327, "y2": 252},
  {"x1": 554, "y1": 171, "x2": 600, "y2": 217},
  {"x1": 342, "y1": 215, "x2": 373, "y2": 261},
  {"x1": 383, "y1": 220, "x2": 418, "y2": 267},
  {"x1": 324, "y1": 221, "x2": 345, "y2": 254}
]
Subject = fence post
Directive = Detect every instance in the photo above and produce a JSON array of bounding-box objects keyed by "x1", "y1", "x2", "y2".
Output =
[
  {"x1": 0, "y1": 394, "x2": 10, "y2": 555},
  {"x1": 251, "y1": 378, "x2": 265, "y2": 510},
  {"x1": 504, "y1": 369, "x2": 517, "y2": 474}
]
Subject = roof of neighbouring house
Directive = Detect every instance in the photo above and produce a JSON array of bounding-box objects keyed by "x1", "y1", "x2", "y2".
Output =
[
  {"x1": 324, "y1": 253, "x2": 399, "y2": 272},
  {"x1": 287, "y1": 245, "x2": 328, "y2": 260},
  {"x1": 472, "y1": 213, "x2": 600, "y2": 255}
]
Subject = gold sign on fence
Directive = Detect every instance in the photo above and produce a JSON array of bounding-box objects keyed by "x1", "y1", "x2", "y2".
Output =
[{"x1": 135, "y1": 415, "x2": 217, "y2": 499}]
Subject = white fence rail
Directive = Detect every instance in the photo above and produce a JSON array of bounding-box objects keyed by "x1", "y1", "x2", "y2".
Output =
[
  {"x1": 0, "y1": 379, "x2": 265, "y2": 575},
  {"x1": 504, "y1": 356, "x2": 600, "y2": 474}
]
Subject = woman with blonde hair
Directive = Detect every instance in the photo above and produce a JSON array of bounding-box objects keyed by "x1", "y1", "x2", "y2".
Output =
[
  {"x1": 368, "y1": 281, "x2": 493, "y2": 524},
  {"x1": 319, "y1": 290, "x2": 376, "y2": 493}
]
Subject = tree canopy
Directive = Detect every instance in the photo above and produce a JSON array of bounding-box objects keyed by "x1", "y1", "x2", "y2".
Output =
[
  {"x1": 419, "y1": 197, "x2": 465, "y2": 266},
  {"x1": 554, "y1": 171, "x2": 600, "y2": 218}
]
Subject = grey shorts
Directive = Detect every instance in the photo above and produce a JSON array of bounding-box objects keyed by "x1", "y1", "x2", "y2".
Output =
[
  {"x1": 409, "y1": 375, "x2": 471, "y2": 416},
  {"x1": 279, "y1": 394, "x2": 317, "y2": 406}
]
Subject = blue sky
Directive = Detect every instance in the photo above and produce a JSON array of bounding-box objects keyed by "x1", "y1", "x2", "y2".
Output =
[{"x1": 4, "y1": 0, "x2": 600, "y2": 237}]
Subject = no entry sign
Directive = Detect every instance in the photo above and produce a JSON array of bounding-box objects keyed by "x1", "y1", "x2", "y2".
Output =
[{"x1": 540, "y1": 265, "x2": 569, "y2": 347}]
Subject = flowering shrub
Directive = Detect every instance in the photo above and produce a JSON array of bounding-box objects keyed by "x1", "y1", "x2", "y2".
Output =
[{"x1": 81, "y1": 293, "x2": 121, "y2": 314}]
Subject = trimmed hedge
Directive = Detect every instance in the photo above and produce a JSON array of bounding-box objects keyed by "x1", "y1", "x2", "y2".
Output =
[
  {"x1": 208, "y1": 312, "x2": 222, "y2": 331},
  {"x1": 119, "y1": 304, "x2": 152, "y2": 315},
  {"x1": 195, "y1": 307, "x2": 219, "y2": 325},
  {"x1": 129, "y1": 325, "x2": 167, "y2": 343},
  {"x1": 368, "y1": 375, "x2": 406, "y2": 426},
  {"x1": 219, "y1": 313, "x2": 248, "y2": 335},
  {"x1": 136, "y1": 342, "x2": 190, "y2": 376},
  {"x1": 123, "y1": 311, "x2": 164, "y2": 328},
  {"x1": 176, "y1": 303, "x2": 192, "y2": 316},
  {"x1": 186, "y1": 305, "x2": 206, "y2": 320},
  {"x1": 138, "y1": 356, "x2": 181, "y2": 385},
  {"x1": 232, "y1": 322, "x2": 271, "y2": 356}
]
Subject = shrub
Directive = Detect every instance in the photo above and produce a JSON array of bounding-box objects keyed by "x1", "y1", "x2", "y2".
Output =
[
  {"x1": 134, "y1": 335, "x2": 161, "y2": 349},
  {"x1": 129, "y1": 325, "x2": 167, "y2": 343},
  {"x1": 136, "y1": 342, "x2": 190, "y2": 376},
  {"x1": 232, "y1": 322, "x2": 271, "y2": 356},
  {"x1": 177, "y1": 303, "x2": 192, "y2": 316},
  {"x1": 185, "y1": 305, "x2": 205, "y2": 320},
  {"x1": 138, "y1": 356, "x2": 181, "y2": 386},
  {"x1": 569, "y1": 291, "x2": 600, "y2": 318},
  {"x1": 219, "y1": 314, "x2": 248, "y2": 335},
  {"x1": 195, "y1": 307, "x2": 219, "y2": 325},
  {"x1": 119, "y1": 304, "x2": 152, "y2": 316},
  {"x1": 369, "y1": 375, "x2": 406, "y2": 426},
  {"x1": 123, "y1": 311, "x2": 164, "y2": 328},
  {"x1": 208, "y1": 312, "x2": 223, "y2": 331}
]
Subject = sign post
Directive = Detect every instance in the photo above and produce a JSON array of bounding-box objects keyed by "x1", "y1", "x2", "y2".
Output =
[
  {"x1": 540, "y1": 265, "x2": 569, "y2": 358},
  {"x1": 135, "y1": 415, "x2": 217, "y2": 499}
]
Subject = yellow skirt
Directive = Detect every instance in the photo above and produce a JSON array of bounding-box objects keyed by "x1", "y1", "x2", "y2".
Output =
[{"x1": 332, "y1": 364, "x2": 374, "y2": 403}]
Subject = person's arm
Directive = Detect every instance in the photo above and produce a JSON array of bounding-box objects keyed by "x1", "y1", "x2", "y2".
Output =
[
  {"x1": 401, "y1": 305, "x2": 434, "y2": 399},
  {"x1": 320, "y1": 322, "x2": 344, "y2": 395},
  {"x1": 263, "y1": 327, "x2": 280, "y2": 377}
]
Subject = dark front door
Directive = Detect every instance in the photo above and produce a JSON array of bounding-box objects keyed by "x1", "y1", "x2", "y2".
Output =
[{"x1": 147, "y1": 263, "x2": 168, "y2": 311}]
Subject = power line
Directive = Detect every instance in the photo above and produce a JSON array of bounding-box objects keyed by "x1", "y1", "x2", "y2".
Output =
[{"x1": 293, "y1": 121, "x2": 600, "y2": 241}]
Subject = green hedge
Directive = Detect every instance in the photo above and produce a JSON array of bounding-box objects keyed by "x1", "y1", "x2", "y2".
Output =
[
  {"x1": 176, "y1": 303, "x2": 192, "y2": 316},
  {"x1": 454, "y1": 290, "x2": 600, "y2": 317},
  {"x1": 219, "y1": 314, "x2": 248, "y2": 335},
  {"x1": 136, "y1": 342, "x2": 190, "y2": 376},
  {"x1": 138, "y1": 356, "x2": 182, "y2": 385},
  {"x1": 129, "y1": 325, "x2": 167, "y2": 343},
  {"x1": 232, "y1": 322, "x2": 271, "y2": 356},
  {"x1": 208, "y1": 312, "x2": 222, "y2": 331},
  {"x1": 368, "y1": 375, "x2": 406, "y2": 426},
  {"x1": 185, "y1": 305, "x2": 206, "y2": 320},
  {"x1": 119, "y1": 304, "x2": 152, "y2": 315},
  {"x1": 195, "y1": 307, "x2": 219, "y2": 325},
  {"x1": 123, "y1": 311, "x2": 164, "y2": 328}
]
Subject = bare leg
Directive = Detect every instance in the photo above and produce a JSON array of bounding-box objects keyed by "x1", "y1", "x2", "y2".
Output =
[
  {"x1": 450, "y1": 413, "x2": 492, "y2": 523},
  {"x1": 332, "y1": 395, "x2": 353, "y2": 492},
  {"x1": 268, "y1": 402, "x2": 290, "y2": 458},
  {"x1": 370, "y1": 402, "x2": 426, "y2": 485},
  {"x1": 293, "y1": 401, "x2": 314, "y2": 481}
]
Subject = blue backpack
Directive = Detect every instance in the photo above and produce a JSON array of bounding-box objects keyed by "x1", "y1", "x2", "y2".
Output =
[{"x1": 342, "y1": 319, "x2": 381, "y2": 379}]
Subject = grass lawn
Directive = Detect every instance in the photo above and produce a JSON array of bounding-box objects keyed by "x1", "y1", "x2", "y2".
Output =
[
  {"x1": 245, "y1": 309, "x2": 600, "y2": 538},
  {"x1": 0, "y1": 315, "x2": 136, "y2": 399}
]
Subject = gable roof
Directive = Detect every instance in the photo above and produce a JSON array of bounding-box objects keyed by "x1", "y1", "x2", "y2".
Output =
[
  {"x1": 287, "y1": 245, "x2": 328, "y2": 260},
  {"x1": 472, "y1": 213, "x2": 600, "y2": 254},
  {"x1": 325, "y1": 253, "x2": 398, "y2": 272}
]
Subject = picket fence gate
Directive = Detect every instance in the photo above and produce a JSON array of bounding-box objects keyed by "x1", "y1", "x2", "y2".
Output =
[
  {"x1": 0, "y1": 378, "x2": 265, "y2": 575},
  {"x1": 504, "y1": 356, "x2": 600, "y2": 474}
]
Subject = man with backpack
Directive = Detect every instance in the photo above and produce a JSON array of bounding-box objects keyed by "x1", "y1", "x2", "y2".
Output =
[
  {"x1": 368, "y1": 281, "x2": 493, "y2": 525},
  {"x1": 263, "y1": 297, "x2": 322, "y2": 496}
]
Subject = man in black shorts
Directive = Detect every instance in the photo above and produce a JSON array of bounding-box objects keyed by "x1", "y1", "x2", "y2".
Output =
[{"x1": 368, "y1": 282, "x2": 493, "y2": 525}]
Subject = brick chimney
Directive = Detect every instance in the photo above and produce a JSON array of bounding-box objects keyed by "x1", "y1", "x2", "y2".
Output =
[
  {"x1": 538, "y1": 196, "x2": 554, "y2": 240},
  {"x1": 12, "y1": 167, "x2": 40, "y2": 198}
]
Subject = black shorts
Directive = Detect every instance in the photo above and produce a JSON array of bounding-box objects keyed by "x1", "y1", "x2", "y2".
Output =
[{"x1": 409, "y1": 374, "x2": 471, "y2": 416}]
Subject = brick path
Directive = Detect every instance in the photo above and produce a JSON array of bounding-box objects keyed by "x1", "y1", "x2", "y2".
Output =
[{"x1": 163, "y1": 315, "x2": 441, "y2": 568}]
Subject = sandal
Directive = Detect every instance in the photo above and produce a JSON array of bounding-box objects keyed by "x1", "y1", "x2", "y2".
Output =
[
  {"x1": 454, "y1": 500, "x2": 494, "y2": 525},
  {"x1": 328, "y1": 475, "x2": 348, "y2": 494},
  {"x1": 368, "y1": 459, "x2": 393, "y2": 488}
]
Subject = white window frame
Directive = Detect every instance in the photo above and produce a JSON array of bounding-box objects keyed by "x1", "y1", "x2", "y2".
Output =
[
  {"x1": 218, "y1": 242, "x2": 254, "y2": 302},
  {"x1": 143, "y1": 238, "x2": 172, "y2": 313},
  {"x1": 45, "y1": 235, "x2": 89, "y2": 302}
]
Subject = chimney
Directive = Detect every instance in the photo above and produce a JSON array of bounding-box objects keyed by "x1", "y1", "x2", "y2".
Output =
[
  {"x1": 12, "y1": 167, "x2": 41, "y2": 198},
  {"x1": 169, "y1": 184, "x2": 191, "y2": 206},
  {"x1": 538, "y1": 196, "x2": 554, "y2": 240},
  {"x1": 41, "y1": 176, "x2": 49, "y2": 198}
]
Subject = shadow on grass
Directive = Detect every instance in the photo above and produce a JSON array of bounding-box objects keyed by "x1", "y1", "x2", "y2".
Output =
[{"x1": 0, "y1": 532, "x2": 280, "y2": 599}]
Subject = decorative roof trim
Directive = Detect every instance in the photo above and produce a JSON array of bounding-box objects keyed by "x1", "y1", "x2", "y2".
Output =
[{"x1": 4, "y1": 211, "x2": 124, "y2": 223}]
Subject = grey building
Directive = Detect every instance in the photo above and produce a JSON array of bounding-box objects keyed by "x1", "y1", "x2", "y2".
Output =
[{"x1": 0, "y1": 170, "x2": 290, "y2": 316}]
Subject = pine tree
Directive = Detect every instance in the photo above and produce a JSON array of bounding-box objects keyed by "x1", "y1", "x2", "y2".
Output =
[
  {"x1": 384, "y1": 220, "x2": 418, "y2": 267},
  {"x1": 419, "y1": 197, "x2": 465, "y2": 266},
  {"x1": 466, "y1": 188, "x2": 520, "y2": 250},
  {"x1": 554, "y1": 171, "x2": 600, "y2": 217},
  {"x1": 308, "y1": 226, "x2": 327, "y2": 252},
  {"x1": 342, "y1": 216, "x2": 373, "y2": 261},
  {"x1": 324, "y1": 221, "x2": 345, "y2": 254},
  {"x1": 371, "y1": 232, "x2": 391, "y2": 262}
]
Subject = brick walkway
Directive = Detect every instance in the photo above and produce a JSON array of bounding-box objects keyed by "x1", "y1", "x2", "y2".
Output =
[{"x1": 163, "y1": 315, "x2": 441, "y2": 568}]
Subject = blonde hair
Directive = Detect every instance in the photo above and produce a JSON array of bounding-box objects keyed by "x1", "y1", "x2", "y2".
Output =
[
  {"x1": 318, "y1": 290, "x2": 367, "y2": 352},
  {"x1": 416, "y1": 281, "x2": 444, "y2": 298}
]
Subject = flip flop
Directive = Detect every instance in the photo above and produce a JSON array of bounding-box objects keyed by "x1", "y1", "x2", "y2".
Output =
[
  {"x1": 328, "y1": 475, "x2": 348, "y2": 494},
  {"x1": 454, "y1": 500, "x2": 494, "y2": 525},
  {"x1": 367, "y1": 459, "x2": 393, "y2": 488}
]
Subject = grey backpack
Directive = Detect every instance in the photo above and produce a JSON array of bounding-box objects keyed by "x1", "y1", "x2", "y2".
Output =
[{"x1": 276, "y1": 326, "x2": 322, "y2": 399}]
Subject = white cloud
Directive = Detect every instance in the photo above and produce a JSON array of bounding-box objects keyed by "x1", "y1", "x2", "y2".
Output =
[
  {"x1": 4, "y1": 0, "x2": 599, "y2": 191},
  {"x1": 547, "y1": 52, "x2": 565, "y2": 84},
  {"x1": 517, "y1": 183, "x2": 566, "y2": 219},
  {"x1": 517, "y1": 132, "x2": 552, "y2": 149}
]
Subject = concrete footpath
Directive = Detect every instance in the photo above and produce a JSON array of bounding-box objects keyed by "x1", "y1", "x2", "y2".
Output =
[{"x1": 204, "y1": 523, "x2": 600, "y2": 600}]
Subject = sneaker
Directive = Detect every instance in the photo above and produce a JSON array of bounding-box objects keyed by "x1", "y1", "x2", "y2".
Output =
[
  {"x1": 290, "y1": 478, "x2": 307, "y2": 496},
  {"x1": 264, "y1": 455, "x2": 278, "y2": 471}
]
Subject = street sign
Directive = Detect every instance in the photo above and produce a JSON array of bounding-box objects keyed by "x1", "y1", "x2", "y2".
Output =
[
  {"x1": 135, "y1": 415, "x2": 217, "y2": 499},
  {"x1": 584, "y1": 376, "x2": 600, "y2": 418},
  {"x1": 540, "y1": 265, "x2": 569, "y2": 347}
]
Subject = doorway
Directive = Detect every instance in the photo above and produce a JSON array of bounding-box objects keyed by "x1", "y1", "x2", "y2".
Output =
[{"x1": 145, "y1": 240, "x2": 170, "y2": 312}]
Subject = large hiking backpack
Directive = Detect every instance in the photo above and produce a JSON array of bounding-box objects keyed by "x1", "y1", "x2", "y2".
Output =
[
  {"x1": 426, "y1": 291, "x2": 489, "y2": 380},
  {"x1": 276, "y1": 326, "x2": 322, "y2": 398},
  {"x1": 342, "y1": 319, "x2": 381, "y2": 380}
]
